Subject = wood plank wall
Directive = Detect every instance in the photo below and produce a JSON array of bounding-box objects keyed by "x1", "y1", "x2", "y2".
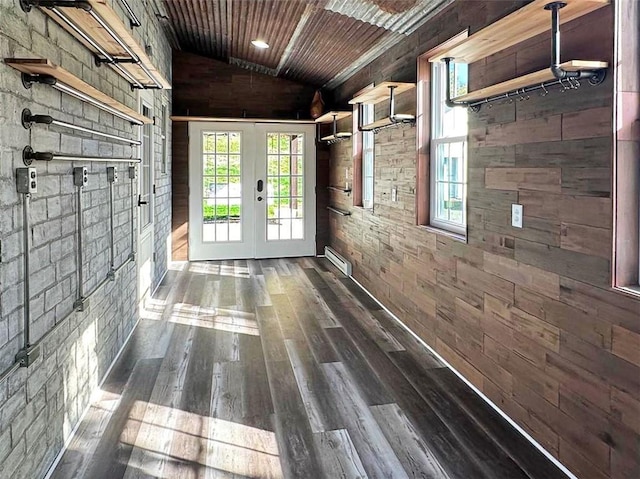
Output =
[
  {"x1": 170, "y1": 52, "x2": 328, "y2": 259},
  {"x1": 327, "y1": 2, "x2": 640, "y2": 479}
]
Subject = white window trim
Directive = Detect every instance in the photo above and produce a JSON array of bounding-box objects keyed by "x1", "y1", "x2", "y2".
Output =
[
  {"x1": 362, "y1": 104, "x2": 374, "y2": 209},
  {"x1": 430, "y1": 61, "x2": 468, "y2": 235}
]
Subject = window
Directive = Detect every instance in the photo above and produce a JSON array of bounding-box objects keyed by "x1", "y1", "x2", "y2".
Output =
[
  {"x1": 613, "y1": 3, "x2": 639, "y2": 292},
  {"x1": 430, "y1": 60, "x2": 468, "y2": 235},
  {"x1": 362, "y1": 104, "x2": 374, "y2": 209}
]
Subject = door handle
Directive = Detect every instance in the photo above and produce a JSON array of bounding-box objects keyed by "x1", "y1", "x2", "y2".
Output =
[
  {"x1": 257, "y1": 179, "x2": 264, "y2": 192},
  {"x1": 138, "y1": 194, "x2": 148, "y2": 206}
]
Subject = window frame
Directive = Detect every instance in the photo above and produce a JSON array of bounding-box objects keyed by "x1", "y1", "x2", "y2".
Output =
[
  {"x1": 612, "y1": 2, "x2": 640, "y2": 293},
  {"x1": 415, "y1": 30, "x2": 469, "y2": 238},
  {"x1": 352, "y1": 84, "x2": 375, "y2": 209},
  {"x1": 429, "y1": 60, "x2": 468, "y2": 235},
  {"x1": 361, "y1": 103, "x2": 375, "y2": 209}
]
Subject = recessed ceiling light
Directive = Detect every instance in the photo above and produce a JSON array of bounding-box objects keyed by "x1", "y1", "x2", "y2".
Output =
[{"x1": 251, "y1": 39, "x2": 269, "y2": 49}]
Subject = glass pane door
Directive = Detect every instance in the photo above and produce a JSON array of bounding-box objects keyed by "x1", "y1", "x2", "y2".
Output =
[
  {"x1": 202, "y1": 131, "x2": 243, "y2": 243},
  {"x1": 266, "y1": 132, "x2": 305, "y2": 241},
  {"x1": 189, "y1": 122, "x2": 255, "y2": 261},
  {"x1": 255, "y1": 123, "x2": 316, "y2": 258}
]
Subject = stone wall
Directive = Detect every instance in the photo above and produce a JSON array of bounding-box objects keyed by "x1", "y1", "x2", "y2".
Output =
[{"x1": 0, "y1": 0, "x2": 172, "y2": 477}]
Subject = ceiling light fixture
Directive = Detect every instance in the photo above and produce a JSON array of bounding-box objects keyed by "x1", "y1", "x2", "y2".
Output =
[{"x1": 251, "y1": 39, "x2": 269, "y2": 49}]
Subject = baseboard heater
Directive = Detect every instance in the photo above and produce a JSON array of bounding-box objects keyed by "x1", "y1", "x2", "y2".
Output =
[{"x1": 324, "y1": 246, "x2": 352, "y2": 276}]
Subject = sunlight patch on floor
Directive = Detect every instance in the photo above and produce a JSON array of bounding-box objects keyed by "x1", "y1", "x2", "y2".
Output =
[
  {"x1": 121, "y1": 401, "x2": 282, "y2": 478},
  {"x1": 188, "y1": 262, "x2": 251, "y2": 279},
  {"x1": 170, "y1": 303, "x2": 260, "y2": 336}
]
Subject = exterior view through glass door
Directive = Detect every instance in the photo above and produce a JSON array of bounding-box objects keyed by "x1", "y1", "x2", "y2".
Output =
[{"x1": 188, "y1": 122, "x2": 316, "y2": 260}]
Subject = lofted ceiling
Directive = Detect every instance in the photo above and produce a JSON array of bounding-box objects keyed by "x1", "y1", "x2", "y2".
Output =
[{"x1": 159, "y1": 0, "x2": 453, "y2": 88}]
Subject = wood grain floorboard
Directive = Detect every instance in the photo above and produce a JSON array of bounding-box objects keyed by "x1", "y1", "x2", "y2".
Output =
[
  {"x1": 325, "y1": 327, "x2": 395, "y2": 406},
  {"x1": 50, "y1": 258, "x2": 570, "y2": 479},
  {"x1": 371, "y1": 403, "x2": 452, "y2": 479},
  {"x1": 267, "y1": 359, "x2": 323, "y2": 478},
  {"x1": 166, "y1": 326, "x2": 217, "y2": 478},
  {"x1": 284, "y1": 339, "x2": 343, "y2": 433},
  {"x1": 256, "y1": 291, "x2": 323, "y2": 477},
  {"x1": 122, "y1": 324, "x2": 196, "y2": 479},
  {"x1": 239, "y1": 334, "x2": 275, "y2": 431},
  {"x1": 322, "y1": 362, "x2": 410, "y2": 479},
  {"x1": 314, "y1": 429, "x2": 369, "y2": 479}
]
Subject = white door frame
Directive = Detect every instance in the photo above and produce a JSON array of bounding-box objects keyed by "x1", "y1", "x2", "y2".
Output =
[
  {"x1": 254, "y1": 123, "x2": 316, "y2": 258},
  {"x1": 188, "y1": 121, "x2": 316, "y2": 260},
  {"x1": 138, "y1": 90, "x2": 154, "y2": 300},
  {"x1": 188, "y1": 122, "x2": 256, "y2": 261}
]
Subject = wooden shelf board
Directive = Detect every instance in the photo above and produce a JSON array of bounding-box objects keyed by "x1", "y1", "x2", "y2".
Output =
[
  {"x1": 5, "y1": 58, "x2": 151, "y2": 124},
  {"x1": 40, "y1": 0, "x2": 171, "y2": 89},
  {"x1": 349, "y1": 81, "x2": 415, "y2": 105},
  {"x1": 170, "y1": 116, "x2": 315, "y2": 124},
  {"x1": 429, "y1": 0, "x2": 610, "y2": 64},
  {"x1": 315, "y1": 111, "x2": 352, "y2": 123},
  {"x1": 321, "y1": 133, "x2": 353, "y2": 141},
  {"x1": 360, "y1": 114, "x2": 415, "y2": 131},
  {"x1": 454, "y1": 60, "x2": 608, "y2": 102}
]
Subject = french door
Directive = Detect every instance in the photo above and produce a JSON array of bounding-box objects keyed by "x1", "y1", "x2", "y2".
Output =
[{"x1": 188, "y1": 122, "x2": 316, "y2": 260}]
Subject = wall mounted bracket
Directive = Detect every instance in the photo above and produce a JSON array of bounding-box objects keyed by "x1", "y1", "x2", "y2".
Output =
[
  {"x1": 15, "y1": 344, "x2": 40, "y2": 367},
  {"x1": 545, "y1": 1, "x2": 606, "y2": 85},
  {"x1": 442, "y1": 1, "x2": 607, "y2": 112}
]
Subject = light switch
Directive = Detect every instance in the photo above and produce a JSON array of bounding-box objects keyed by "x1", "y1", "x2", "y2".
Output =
[
  {"x1": 512, "y1": 204, "x2": 523, "y2": 228},
  {"x1": 391, "y1": 187, "x2": 397, "y2": 202}
]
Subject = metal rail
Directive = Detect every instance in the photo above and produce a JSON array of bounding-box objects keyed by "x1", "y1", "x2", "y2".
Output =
[
  {"x1": 22, "y1": 193, "x2": 31, "y2": 351},
  {"x1": 22, "y1": 74, "x2": 144, "y2": 124},
  {"x1": 22, "y1": 146, "x2": 141, "y2": 166},
  {"x1": 22, "y1": 109, "x2": 141, "y2": 145},
  {"x1": 327, "y1": 206, "x2": 351, "y2": 216}
]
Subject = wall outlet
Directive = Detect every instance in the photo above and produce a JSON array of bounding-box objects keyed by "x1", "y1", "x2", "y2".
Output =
[
  {"x1": 73, "y1": 167, "x2": 88, "y2": 187},
  {"x1": 391, "y1": 187, "x2": 397, "y2": 202},
  {"x1": 107, "y1": 167, "x2": 118, "y2": 183},
  {"x1": 512, "y1": 204, "x2": 523, "y2": 228},
  {"x1": 16, "y1": 167, "x2": 37, "y2": 194}
]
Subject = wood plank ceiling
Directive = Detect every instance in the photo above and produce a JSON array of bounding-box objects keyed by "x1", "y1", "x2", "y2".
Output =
[{"x1": 161, "y1": 0, "x2": 453, "y2": 87}]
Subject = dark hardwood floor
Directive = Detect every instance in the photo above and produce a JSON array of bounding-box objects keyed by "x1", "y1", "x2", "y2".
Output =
[{"x1": 49, "y1": 257, "x2": 568, "y2": 479}]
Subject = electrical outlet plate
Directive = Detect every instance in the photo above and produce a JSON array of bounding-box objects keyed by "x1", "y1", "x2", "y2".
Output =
[
  {"x1": 73, "y1": 167, "x2": 88, "y2": 187},
  {"x1": 16, "y1": 167, "x2": 37, "y2": 194},
  {"x1": 107, "y1": 166, "x2": 118, "y2": 183},
  {"x1": 512, "y1": 204, "x2": 523, "y2": 228}
]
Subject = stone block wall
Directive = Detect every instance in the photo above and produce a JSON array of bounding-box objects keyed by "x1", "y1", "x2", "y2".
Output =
[{"x1": 0, "y1": 0, "x2": 172, "y2": 477}]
